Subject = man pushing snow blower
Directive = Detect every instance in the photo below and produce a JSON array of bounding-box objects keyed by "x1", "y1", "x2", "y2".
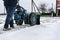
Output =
[{"x1": 3, "y1": 0, "x2": 40, "y2": 31}]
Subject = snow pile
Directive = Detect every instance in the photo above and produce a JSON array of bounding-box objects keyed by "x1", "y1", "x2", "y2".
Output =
[{"x1": 0, "y1": 16, "x2": 60, "y2": 40}]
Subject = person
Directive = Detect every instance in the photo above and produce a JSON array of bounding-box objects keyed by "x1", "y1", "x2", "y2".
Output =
[{"x1": 3, "y1": 0, "x2": 18, "y2": 31}]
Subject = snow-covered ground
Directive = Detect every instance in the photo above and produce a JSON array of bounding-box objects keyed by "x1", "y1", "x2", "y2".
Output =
[{"x1": 0, "y1": 15, "x2": 60, "y2": 40}]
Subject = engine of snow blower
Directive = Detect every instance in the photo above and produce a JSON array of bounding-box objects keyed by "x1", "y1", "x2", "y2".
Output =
[{"x1": 14, "y1": 5, "x2": 40, "y2": 26}]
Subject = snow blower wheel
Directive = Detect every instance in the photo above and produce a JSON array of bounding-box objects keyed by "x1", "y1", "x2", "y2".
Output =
[
  {"x1": 15, "y1": 19, "x2": 23, "y2": 25},
  {"x1": 29, "y1": 12, "x2": 36, "y2": 26}
]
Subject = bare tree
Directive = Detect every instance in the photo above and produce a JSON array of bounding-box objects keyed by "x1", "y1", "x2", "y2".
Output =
[
  {"x1": 48, "y1": 3, "x2": 54, "y2": 16},
  {"x1": 39, "y1": 3, "x2": 47, "y2": 14},
  {"x1": 48, "y1": 8, "x2": 53, "y2": 13}
]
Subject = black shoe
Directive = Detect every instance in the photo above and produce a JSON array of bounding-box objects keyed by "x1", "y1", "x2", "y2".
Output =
[
  {"x1": 10, "y1": 27, "x2": 15, "y2": 29},
  {"x1": 3, "y1": 28, "x2": 11, "y2": 31}
]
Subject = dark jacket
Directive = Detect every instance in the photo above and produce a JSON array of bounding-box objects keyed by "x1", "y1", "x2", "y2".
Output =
[{"x1": 3, "y1": 0, "x2": 18, "y2": 7}]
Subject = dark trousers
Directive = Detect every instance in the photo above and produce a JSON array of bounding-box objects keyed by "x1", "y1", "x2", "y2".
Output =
[{"x1": 4, "y1": 7, "x2": 15, "y2": 29}]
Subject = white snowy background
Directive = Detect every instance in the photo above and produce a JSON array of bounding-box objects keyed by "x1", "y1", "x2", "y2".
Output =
[
  {"x1": 0, "y1": 0, "x2": 56, "y2": 13},
  {"x1": 0, "y1": 0, "x2": 60, "y2": 40},
  {"x1": 0, "y1": 15, "x2": 60, "y2": 40}
]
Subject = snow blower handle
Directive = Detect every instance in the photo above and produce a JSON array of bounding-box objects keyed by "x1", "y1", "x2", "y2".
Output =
[{"x1": 17, "y1": 0, "x2": 20, "y2": 5}]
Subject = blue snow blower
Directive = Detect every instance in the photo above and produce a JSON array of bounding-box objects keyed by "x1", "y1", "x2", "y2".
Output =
[
  {"x1": 14, "y1": 5, "x2": 37, "y2": 26},
  {"x1": 14, "y1": 0, "x2": 41, "y2": 26}
]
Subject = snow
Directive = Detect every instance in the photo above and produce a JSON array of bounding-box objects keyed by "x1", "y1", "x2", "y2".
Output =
[{"x1": 0, "y1": 15, "x2": 60, "y2": 40}]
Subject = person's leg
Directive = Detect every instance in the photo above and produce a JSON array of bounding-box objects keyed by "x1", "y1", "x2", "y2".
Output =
[
  {"x1": 9, "y1": 7, "x2": 15, "y2": 28},
  {"x1": 4, "y1": 7, "x2": 14, "y2": 29},
  {"x1": 10, "y1": 20, "x2": 14, "y2": 28},
  {"x1": 4, "y1": 7, "x2": 11, "y2": 29}
]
